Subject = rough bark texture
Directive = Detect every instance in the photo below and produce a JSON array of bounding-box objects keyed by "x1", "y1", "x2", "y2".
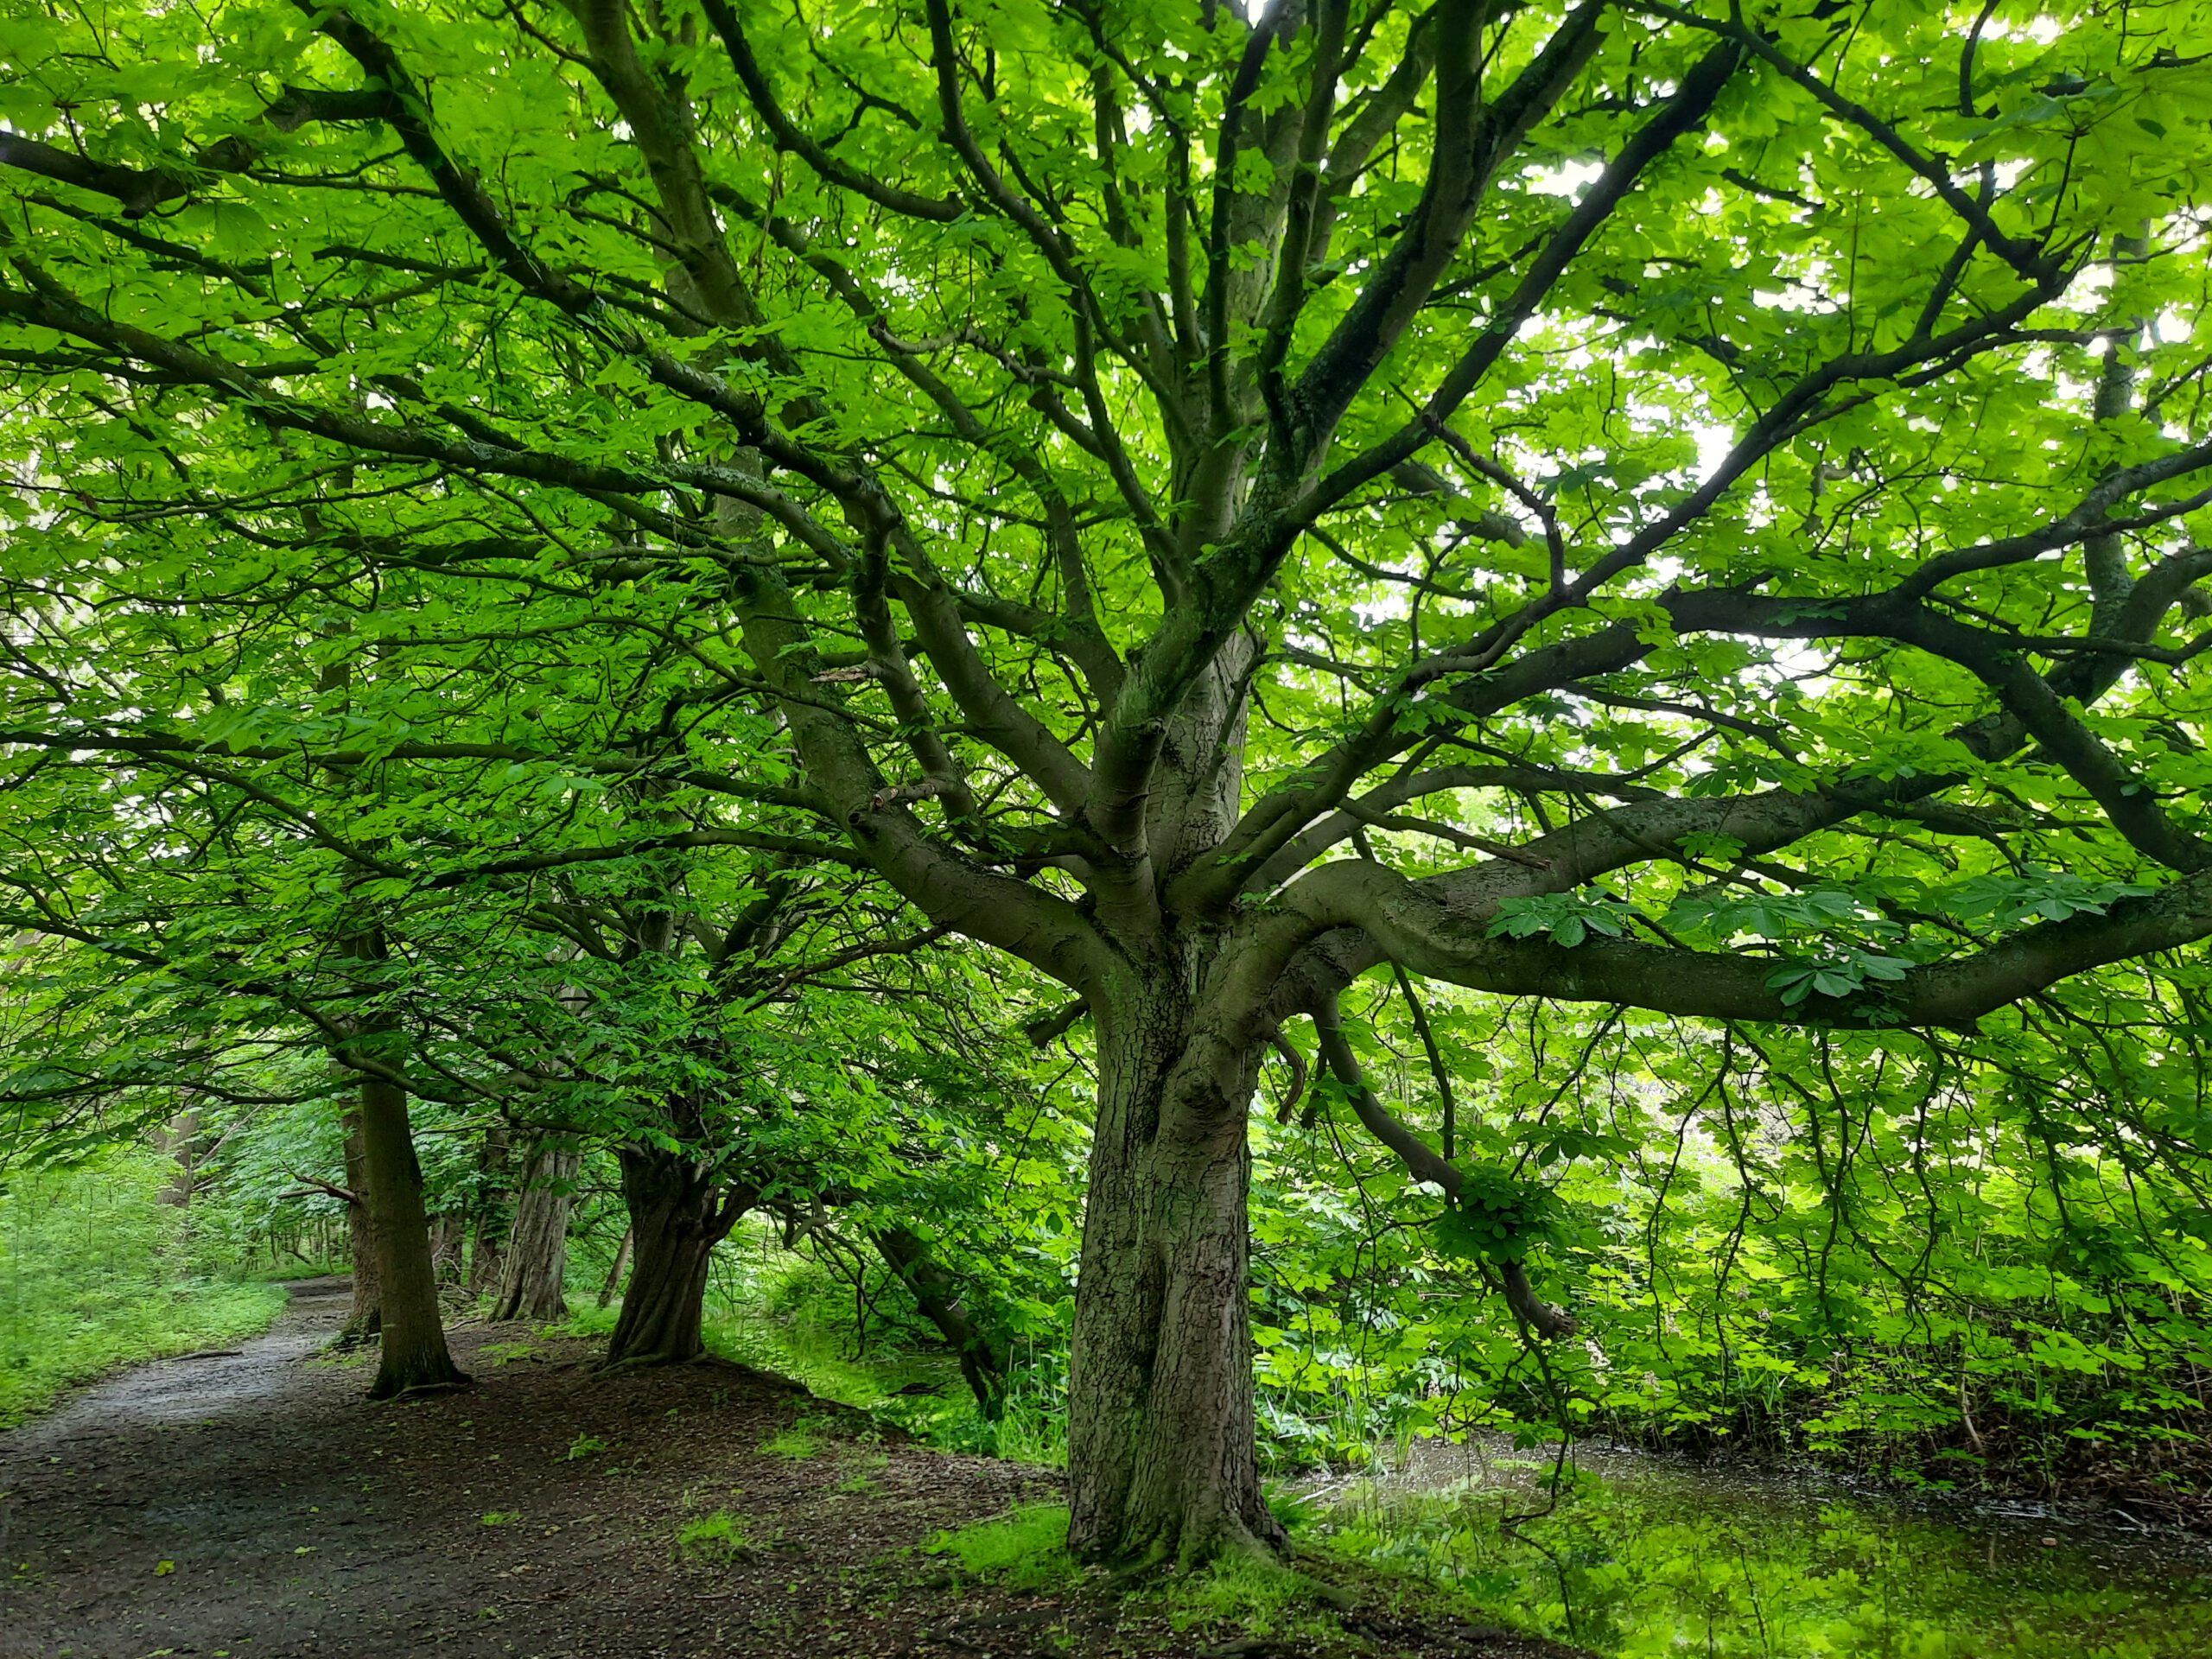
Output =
[
  {"x1": 874, "y1": 1224, "x2": 1005, "y2": 1419},
  {"x1": 356, "y1": 1071, "x2": 467, "y2": 1398},
  {"x1": 604, "y1": 1146, "x2": 753, "y2": 1368},
  {"x1": 340, "y1": 1109, "x2": 381, "y2": 1342},
  {"x1": 492, "y1": 1136, "x2": 579, "y2": 1323},
  {"x1": 16, "y1": 2, "x2": 2212, "y2": 1582},
  {"x1": 1065, "y1": 973, "x2": 1282, "y2": 1566}
]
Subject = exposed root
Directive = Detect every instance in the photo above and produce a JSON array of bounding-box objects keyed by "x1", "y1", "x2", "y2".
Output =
[
  {"x1": 1082, "y1": 1506, "x2": 1291, "y2": 1582},
  {"x1": 591, "y1": 1351, "x2": 688, "y2": 1376},
  {"x1": 369, "y1": 1371, "x2": 474, "y2": 1402}
]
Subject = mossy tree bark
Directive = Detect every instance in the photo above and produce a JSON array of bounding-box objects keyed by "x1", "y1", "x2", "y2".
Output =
[
  {"x1": 596, "y1": 1224, "x2": 632, "y2": 1309},
  {"x1": 155, "y1": 1108, "x2": 199, "y2": 1207},
  {"x1": 465, "y1": 1123, "x2": 512, "y2": 1294},
  {"x1": 1064, "y1": 970, "x2": 1282, "y2": 1567}
]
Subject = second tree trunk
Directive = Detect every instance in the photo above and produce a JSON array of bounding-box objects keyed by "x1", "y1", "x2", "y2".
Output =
[
  {"x1": 354, "y1": 1068, "x2": 467, "y2": 1399},
  {"x1": 492, "y1": 1135, "x2": 579, "y2": 1322},
  {"x1": 874, "y1": 1224, "x2": 1006, "y2": 1419},
  {"x1": 603, "y1": 1145, "x2": 752, "y2": 1367},
  {"x1": 339, "y1": 1109, "x2": 381, "y2": 1341}
]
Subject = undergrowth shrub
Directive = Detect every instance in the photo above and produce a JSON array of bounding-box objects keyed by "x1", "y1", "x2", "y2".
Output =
[{"x1": 0, "y1": 1149, "x2": 285, "y2": 1423}]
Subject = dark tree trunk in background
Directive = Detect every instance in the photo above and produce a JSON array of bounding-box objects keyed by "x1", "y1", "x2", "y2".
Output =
[
  {"x1": 604, "y1": 1145, "x2": 752, "y2": 1368},
  {"x1": 427, "y1": 1213, "x2": 465, "y2": 1282},
  {"x1": 492, "y1": 1135, "x2": 579, "y2": 1322},
  {"x1": 466, "y1": 1124, "x2": 512, "y2": 1294},
  {"x1": 340, "y1": 1109, "x2": 381, "y2": 1341},
  {"x1": 1065, "y1": 970, "x2": 1281, "y2": 1566},
  {"x1": 874, "y1": 1224, "x2": 1007, "y2": 1419},
  {"x1": 597, "y1": 1224, "x2": 632, "y2": 1308},
  {"x1": 356, "y1": 1067, "x2": 467, "y2": 1399},
  {"x1": 467, "y1": 1226, "x2": 504, "y2": 1295}
]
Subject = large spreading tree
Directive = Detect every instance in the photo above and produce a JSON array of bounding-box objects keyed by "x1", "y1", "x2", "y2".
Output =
[{"x1": 4, "y1": 0, "x2": 2212, "y2": 1563}]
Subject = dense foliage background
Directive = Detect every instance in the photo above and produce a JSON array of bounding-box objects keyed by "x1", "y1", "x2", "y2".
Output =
[
  {"x1": 12, "y1": 959, "x2": 2209, "y2": 1520},
  {"x1": 2, "y1": 0, "x2": 2210, "y2": 1586}
]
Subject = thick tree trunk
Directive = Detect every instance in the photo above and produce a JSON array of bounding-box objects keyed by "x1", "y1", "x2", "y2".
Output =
[
  {"x1": 340, "y1": 1109, "x2": 381, "y2": 1341},
  {"x1": 1065, "y1": 974, "x2": 1281, "y2": 1566},
  {"x1": 356, "y1": 1070, "x2": 467, "y2": 1399},
  {"x1": 492, "y1": 1135, "x2": 579, "y2": 1323},
  {"x1": 874, "y1": 1224, "x2": 1006, "y2": 1419},
  {"x1": 596, "y1": 1224, "x2": 632, "y2": 1308},
  {"x1": 603, "y1": 1146, "x2": 752, "y2": 1367}
]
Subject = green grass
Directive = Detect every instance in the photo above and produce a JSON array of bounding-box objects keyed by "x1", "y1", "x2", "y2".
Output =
[
  {"x1": 925, "y1": 1505, "x2": 1354, "y2": 1650},
  {"x1": 760, "y1": 1423, "x2": 823, "y2": 1459},
  {"x1": 1155, "y1": 1555, "x2": 1341, "y2": 1643},
  {"x1": 531, "y1": 1301, "x2": 619, "y2": 1342},
  {"x1": 836, "y1": 1449, "x2": 890, "y2": 1493},
  {"x1": 0, "y1": 1154, "x2": 291, "y2": 1426},
  {"x1": 239, "y1": 1255, "x2": 351, "y2": 1282},
  {"x1": 677, "y1": 1508, "x2": 765, "y2": 1562},
  {"x1": 721, "y1": 1269, "x2": 1068, "y2": 1463},
  {"x1": 925, "y1": 1503, "x2": 1078, "y2": 1592}
]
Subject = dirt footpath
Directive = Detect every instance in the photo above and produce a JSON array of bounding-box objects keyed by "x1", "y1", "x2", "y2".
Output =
[{"x1": 0, "y1": 1282, "x2": 1583, "y2": 1659}]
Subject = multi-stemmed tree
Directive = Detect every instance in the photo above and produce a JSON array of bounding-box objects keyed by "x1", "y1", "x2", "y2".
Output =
[{"x1": 4, "y1": 0, "x2": 2212, "y2": 1561}]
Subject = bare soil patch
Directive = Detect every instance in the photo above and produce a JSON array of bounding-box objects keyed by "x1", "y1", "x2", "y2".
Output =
[{"x1": 0, "y1": 1281, "x2": 1583, "y2": 1659}]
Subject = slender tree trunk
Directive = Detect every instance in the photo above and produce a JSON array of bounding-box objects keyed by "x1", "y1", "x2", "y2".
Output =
[
  {"x1": 1065, "y1": 972, "x2": 1281, "y2": 1566},
  {"x1": 597, "y1": 1224, "x2": 632, "y2": 1309},
  {"x1": 604, "y1": 1145, "x2": 751, "y2": 1367},
  {"x1": 874, "y1": 1224, "x2": 1006, "y2": 1419},
  {"x1": 467, "y1": 1123, "x2": 512, "y2": 1294},
  {"x1": 156, "y1": 1107, "x2": 199, "y2": 1207},
  {"x1": 426, "y1": 1213, "x2": 466, "y2": 1282},
  {"x1": 492, "y1": 1135, "x2": 579, "y2": 1322},
  {"x1": 356, "y1": 1067, "x2": 467, "y2": 1399},
  {"x1": 467, "y1": 1224, "x2": 504, "y2": 1295},
  {"x1": 340, "y1": 1108, "x2": 382, "y2": 1341},
  {"x1": 316, "y1": 640, "x2": 450, "y2": 1392}
]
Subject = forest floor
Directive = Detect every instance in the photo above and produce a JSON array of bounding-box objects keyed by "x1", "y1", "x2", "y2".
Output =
[{"x1": 0, "y1": 1280, "x2": 1585, "y2": 1659}]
